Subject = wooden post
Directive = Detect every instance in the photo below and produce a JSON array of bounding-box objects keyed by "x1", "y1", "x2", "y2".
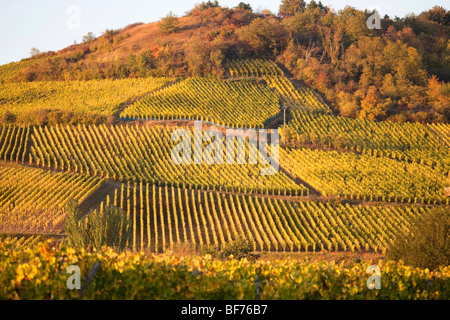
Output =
[
  {"x1": 284, "y1": 107, "x2": 286, "y2": 147},
  {"x1": 79, "y1": 262, "x2": 102, "y2": 298},
  {"x1": 255, "y1": 274, "x2": 260, "y2": 300}
]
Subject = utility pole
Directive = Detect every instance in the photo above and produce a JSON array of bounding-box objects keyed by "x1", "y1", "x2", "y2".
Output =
[{"x1": 282, "y1": 106, "x2": 287, "y2": 147}]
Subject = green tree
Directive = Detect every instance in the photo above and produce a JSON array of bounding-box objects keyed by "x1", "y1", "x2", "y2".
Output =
[
  {"x1": 159, "y1": 12, "x2": 180, "y2": 34},
  {"x1": 65, "y1": 200, "x2": 132, "y2": 251},
  {"x1": 279, "y1": 0, "x2": 306, "y2": 17},
  {"x1": 235, "y1": 2, "x2": 252, "y2": 11},
  {"x1": 387, "y1": 207, "x2": 450, "y2": 270},
  {"x1": 238, "y1": 18, "x2": 289, "y2": 57},
  {"x1": 199, "y1": 0, "x2": 220, "y2": 10},
  {"x1": 82, "y1": 32, "x2": 96, "y2": 44},
  {"x1": 30, "y1": 47, "x2": 41, "y2": 57}
]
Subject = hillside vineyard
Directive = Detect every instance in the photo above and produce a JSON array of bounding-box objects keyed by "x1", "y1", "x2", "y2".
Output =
[
  {"x1": 99, "y1": 183, "x2": 428, "y2": 253},
  {"x1": 0, "y1": 59, "x2": 448, "y2": 255},
  {"x1": 0, "y1": 2, "x2": 449, "y2": 301}
]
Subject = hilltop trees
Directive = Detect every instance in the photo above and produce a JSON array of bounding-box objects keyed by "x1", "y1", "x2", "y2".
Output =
[
  {"x1": 238, "y1": 17, "x2": 289, "y2": 58},
  {"x1": 279, "y1": 0, "x2": 306, "y2": 17},
  {"x1": 82, "y1": 32, "x2": 96, "y2": 44},
  {"x1": 29, "y1": 48, "x2": 40, "y2": 57},
  {"x1": 7, "y1": 2, "x2": 450, "y2": 123},
  {"x1": 235, "y1": 2, "x2": 252, "y2": 11}
]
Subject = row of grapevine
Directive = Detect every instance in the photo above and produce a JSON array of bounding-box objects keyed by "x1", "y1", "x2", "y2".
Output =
[
  {"x1": 0, "y1": 235, "x2": 49, "y2": 250},
  {"x1": 285, "y1": 110, "x2": 450, "y2": 170},
  {"x1": 226, "y1": 59, "x2": 331, "y2": 113},
  {"x1": 0, "y1": 206, "x2": 67, "y2": 234},
  {"x1": 226, "y1": 59, "x2": 283, "y2": 77},
  {"x1": 106, "y1": 183, "x2": 428, "y2": 253},
  {"x1": 281, "y1": 148, "x2": 449, "y2": 204},
  {"x1": 428, "y1": 122, "x2": 450, "y2": 147},
  {"x1": 121, "y1": 77, "x2": 280, "y2": 128},
  {"x1": 264, "y1": 76, "x2": 331, "y2": 114},
  {"x1": 29, "y1": 124, "x2": 305, "y2": 195},
  {"x1": 0, "y1": 125, "x2": 30, "y2": 162},
  {"x1": 0, "y1": 77, "x2": 171, "y2": 117},
  {"x1": 0, "y1": 165, "x2": 105, "y2": 234}
]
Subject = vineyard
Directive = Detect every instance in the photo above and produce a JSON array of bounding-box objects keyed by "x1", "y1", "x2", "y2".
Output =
[
  {"x1": 29, "y1": 124, "x2": 304, "y2": 195},
  {"x1": 281, "y1": 148, "x2": 449, "y2": 204},
  {"x1": 428, "y1": 122, "x2": 450, "y2": 147},
  {"x1": 0, "y1": 57, "x2": 448, "y2": 275},
  {"x1": 285, "y1": 110, "x2": 450, "y2": 170},
  {"x1": 0, "y1": 235, "x2": 50, "y2": 250},
  {"x1": 227, "y1": 59, "x2": 331, "y2": 113},
  {"x1": 0, "y1": 77, "x2": 171, "y2": 118},
  {"x1": 121, "y1": 77, "x2": 280, "y2": 128},
  {"x1": 0, "y1": 165, "x2": 104, "y2": 234},
  {"x1": 0, "y1": 125, "x2": 30, "y2": 162},
  {"x1": 1, "y1": 241, "x2": 449, "y2": 300},
  {"x1": 96, "y1": 183, "x2": 427, "y2": 253}
]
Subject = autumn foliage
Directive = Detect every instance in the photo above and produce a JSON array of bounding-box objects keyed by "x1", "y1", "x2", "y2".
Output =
[{"x1": 3, "y1": 1, "x2": 450, "y2": 123}]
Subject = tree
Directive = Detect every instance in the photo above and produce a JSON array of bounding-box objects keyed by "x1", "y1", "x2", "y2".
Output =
[
  {"x1": 387, "y1": 207, "x2": 450, "y2": 270},
  {"x1": 0, "y1": 111, "x2": 17, "y2": 124},
  {"x1": 279, "y1": 0, "x2": 306, "y2": 17},
  {"x1": 420, "y1": 6, "x2": 450, "y2": 26},
  {"x1": 238, "y1": 18, "x2": 289, "y2": 57},
  {"x1": 159, "y1": 12, "x2": 180, "y2": 34},
  {"x1": 30, "y1": 47, "x2": 40, "y2": 57},
  {"x1": 359, "y1": 86, "x2": 390, "y2": 120},
  {"x1": 235, "y1": 2, "x2": 252, "y2": 11},
  {"x1": 65, "y1": 200, "x2": 132, "y2": 251},
  {"x1": 306, "y1": 0, "x2": 326, "y2": 12},
  {"x1": 199, "y1": 0, "x2": 220, "y2": 10},
  {"x1": 82, "y1": 32, "x2": 96, "y2": 44}
]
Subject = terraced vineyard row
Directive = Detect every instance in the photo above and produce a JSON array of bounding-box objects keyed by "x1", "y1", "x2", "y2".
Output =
[
  {"x1": 0, "y1": 77, "x2": 171, "y2": 117},
  {"x1": 103, "y1": 183, "x2": 426, "y2": 253},
  {"x1": 121, "y1": 77, "x2": 280, "y2": 128},
  {"x1": 281, "y1": 148, "x2": 449, "y2": 204},
  {"x1": 0, "y1": 235, "x2": 50, "y2": 250},
  {"x1": 0, "y1": 165, "x2": 104, "y2": 234},
  {"x1": 0, "y1": 125, "x2": 30, "y2": 162},
  {"x1": 226, "y1": 59, "x2": 331, "y2": 113},
  {"x1": 226, "y1": 59, "x2": 284, "y2": 77},
  {"x1": 264, "y1": 76, "x2": 331, "y2": 113},
  {"x1": 428, "y1": 122, "x2": 450, "y2": 147},
  {"x1": 29, "y1": 124, "x2": 306, "y2": 195},
  {"x1": 285, "y1": 110, "x2": 450, "y2": 169}
]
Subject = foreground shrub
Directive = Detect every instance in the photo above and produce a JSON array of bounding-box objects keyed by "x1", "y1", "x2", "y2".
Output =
[
  {"x1": 201, "y1": 236, "x2": 259, "y2": 261},
  {"x1": 65, "y1": 200, "x2": 132, "y2": 252},
  {"x1": 386, "y1": 207, "x2": 450, "y2": 270}
]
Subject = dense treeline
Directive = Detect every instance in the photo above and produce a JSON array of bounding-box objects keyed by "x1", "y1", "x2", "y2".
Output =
[{"x1": 3, "y1": 1, "x2": 450, "y2": 122}]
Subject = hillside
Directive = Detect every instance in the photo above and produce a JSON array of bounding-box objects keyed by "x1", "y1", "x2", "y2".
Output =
[
  {"x1": 1, "y1": 2, "x2": 449, "y2": 123},
  {"x1": 0, "y1": 0, "x2": 449, "y2": 301}
]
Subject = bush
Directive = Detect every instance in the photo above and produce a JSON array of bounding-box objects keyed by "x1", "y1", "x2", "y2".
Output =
[
  {"x1": 386, "y1": 207, "x2": 450, "y2": 270},
  {"x1": 65, "y1": 200, "x2": 132, "y2": 252},
  {"x1": 201, "y1": 236, "x2": 259, "y2": 260},
  {"x1": 0, "y1": 111, "x2": 16, "y2": 124},
  {"x1": 159, "y1": 12, "x2": 180, "y2": 34}
]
